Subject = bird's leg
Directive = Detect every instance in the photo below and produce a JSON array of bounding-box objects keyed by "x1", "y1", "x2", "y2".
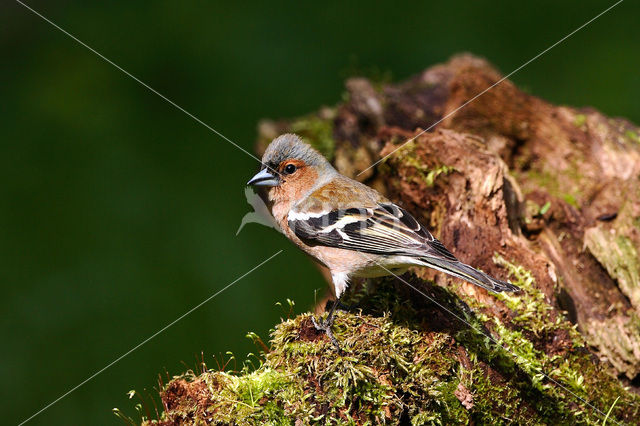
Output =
[
  {"x1": 312, "y1": 299, "x2": 342, "y2": 353},
  {"x1": 333, "y1": 277, "x2": 369, "y2": 312},
  {"x1": 326, "y1": 299, "x2": 354, "y2": 312},
  {"x1": 335, "y1": 300, "x2": 361, "y2": 312}
]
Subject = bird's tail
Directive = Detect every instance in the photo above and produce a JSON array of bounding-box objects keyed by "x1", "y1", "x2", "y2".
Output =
[{"x1": 417, "y1": 257, "x2": 520, "y2": 293}]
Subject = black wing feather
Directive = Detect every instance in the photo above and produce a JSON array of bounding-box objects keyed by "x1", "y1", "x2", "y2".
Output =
[{"x1": 289, "y1": 203, "x2": 458, "y2": 262}]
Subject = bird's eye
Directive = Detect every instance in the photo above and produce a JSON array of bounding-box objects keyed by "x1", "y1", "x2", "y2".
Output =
[{"x1": 284, "y1": 164, "x2": 297, "y2": 174}]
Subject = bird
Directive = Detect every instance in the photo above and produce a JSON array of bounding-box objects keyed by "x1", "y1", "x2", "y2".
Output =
[{"x1": 247, "y1": 133, "x2": 520, "y2": 347}]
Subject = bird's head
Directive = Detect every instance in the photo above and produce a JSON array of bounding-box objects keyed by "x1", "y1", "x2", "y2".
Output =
[{"x1": 247, "y1": 134, "x2": 335, "y2": 202}]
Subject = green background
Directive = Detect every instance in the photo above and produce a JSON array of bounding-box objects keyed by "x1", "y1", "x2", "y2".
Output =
[{"x1": 2, "y1": 1, "x2": 638, "y2": 424}]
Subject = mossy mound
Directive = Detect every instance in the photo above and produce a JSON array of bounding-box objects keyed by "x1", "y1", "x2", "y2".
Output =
[{"x1": 133, "y1": 264, "x2": 639, "y2": 425}]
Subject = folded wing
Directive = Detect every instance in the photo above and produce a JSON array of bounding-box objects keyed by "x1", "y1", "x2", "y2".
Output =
[
  {"x1": 289, "y1": 202, "x2": 458, "y2": 262},
  {"x1": 289, "y1": 202, "x2": 519, "y2": 293}
]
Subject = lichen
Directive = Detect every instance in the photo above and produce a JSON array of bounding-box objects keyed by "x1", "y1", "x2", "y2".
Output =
[
  {"x1": 584, "y1": 314, "x2": 640, "y2": 380},
  {"x1": 584, "y1": 227, "x2": 640, "y2": 310}
]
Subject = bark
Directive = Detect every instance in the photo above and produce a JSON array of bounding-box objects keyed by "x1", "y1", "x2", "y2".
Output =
[{"x1": 134, "y1": 54, "x2": 640, "y2": 425}]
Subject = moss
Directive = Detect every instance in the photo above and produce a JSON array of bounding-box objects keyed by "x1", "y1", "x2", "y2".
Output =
[
  {"x1": 489, "y1": 256, "x2": 639, "y2": 423},
  {"x1": 493, "y1": 254, "x2": 561, "y2": 337},
  {"x1": 389, "y1": 141, "x2": 455, "y2": 187},
  {"x1": 561, "y1": 193, "x2": 578, "y2": 208},
  {"x1": 539, "y1": 201, "x2": 551, "y2": 215},
  {"x1": 127, "y1": 266, "x2": 640, "y2": 425},
  {"x1": 624, "y1": 129, "x2": 640, "y2": 144},
  {"x1": 522, "y1": 168, "x2": 581, "y2": 208},
  {"x1": 268, "y1": 310, "x2": 466, "y2": 424},
  {"x1": 288, "y1": 115, "x2": 335, "y2": 161},
  {"x1": 574, "y1": 114, "x2": 587, "y2": 127}
]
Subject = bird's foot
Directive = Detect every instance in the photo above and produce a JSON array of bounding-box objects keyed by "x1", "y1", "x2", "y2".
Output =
[{"x1": 311, "y1": 315, "x2": 343, "y2": 354}]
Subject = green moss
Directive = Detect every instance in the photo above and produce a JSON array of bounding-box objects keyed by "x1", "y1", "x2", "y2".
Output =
[
  {"x1": 523, "y1": 168, "x2": 581, "y2": 208},
  {"x1": 268, "y1": 309, "x2": 467, "y2": 424},
  {"x1": 131, "y1": 268, "x2": 639, "y2": 425},
  {"x1": 624, "y1": 129, "x2": 640, "y2": 144},
  {"x1": 289, "y1": 115, "x2": 335, "y2": 161},
  {"x1": 539, "y1": 201, "x2": 551, "y2": 215},
  {"x1": 490, "y1": 255, "x2": 639, "y2": 423},
  {"x1": 561, "y1": 193, "x2": 578, "y2": 208},
  {"x1": 390, "y1": 141, "x2": 455, "y2": 187},
  {"x1": 574, "y1": 114, "x2": 587, "y2": 127},
  {"x1": 493, "y1": 254, "x2": 561, "y2": 336}
]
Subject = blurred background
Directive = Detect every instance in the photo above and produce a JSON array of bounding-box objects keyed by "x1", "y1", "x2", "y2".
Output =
[{"x1": 2, "y1": 1, "x2": 639, "y2": 424}]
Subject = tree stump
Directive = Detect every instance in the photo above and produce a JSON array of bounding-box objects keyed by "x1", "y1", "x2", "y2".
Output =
[{"x1": 135, "y1": 54, "x2": 640, "y2": 425}]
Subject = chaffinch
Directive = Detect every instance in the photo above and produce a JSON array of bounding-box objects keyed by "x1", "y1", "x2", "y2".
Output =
[{"x1": 248, "y1": 134, "x2": 519, "y2": 345}]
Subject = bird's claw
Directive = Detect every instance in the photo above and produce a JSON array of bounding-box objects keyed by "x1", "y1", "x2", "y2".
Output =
[{"x1": 311, "y1": 315, "x2": 343, "y2": 354}]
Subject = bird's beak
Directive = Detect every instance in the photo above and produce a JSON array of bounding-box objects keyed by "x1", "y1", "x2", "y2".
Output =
[{"x1": 247, "y1": 168, "x2": 280, "y2": 187}]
